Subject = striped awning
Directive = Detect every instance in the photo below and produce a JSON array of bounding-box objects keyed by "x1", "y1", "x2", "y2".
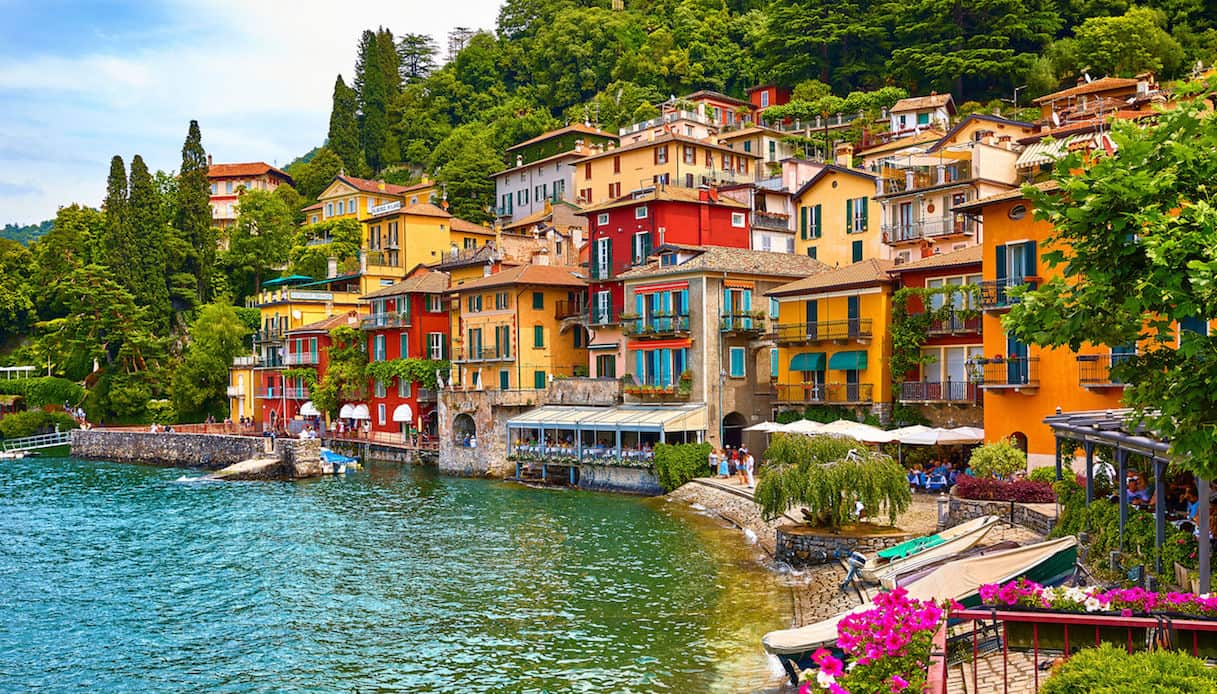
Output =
[{"x1": 1016, "y1": 134, "x2": 1096, "y2": 170}]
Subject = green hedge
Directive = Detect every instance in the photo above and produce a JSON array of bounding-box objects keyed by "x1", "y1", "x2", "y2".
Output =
[
  {"x1": 0, "y1": 377, "x2": 85, "y2": 408},
  {"x1": 1043, "y1": 643, "x2": 1217, "y2": 693},
  {"x1": 653, "y1": 442, "x2": 712, "y2": 492},
  {"x1": 0, "y1": 410, "x2": 78, "y2": 439}
]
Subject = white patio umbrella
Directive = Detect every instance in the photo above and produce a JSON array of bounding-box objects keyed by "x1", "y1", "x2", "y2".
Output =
[
  {"x1": 779, "y1": 419, "x2": 827, "y2": 435},
  {"x1": 888, "y1": 425, "x2": 936, "y2": 443},
  {"x1": 818, "y1": 419, "x2": 898, "y2": 444},
  {"x1": 944, "y1": 426, "x2": 985, "y2": 443},
  {"x1": 743, "y1": 421, "x2": 785, "y2": 432}
]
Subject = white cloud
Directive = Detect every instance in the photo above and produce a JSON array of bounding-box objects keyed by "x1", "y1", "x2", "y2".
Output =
[{"x1": 0, "y1": 0, "x2": 502, "y2": 223}]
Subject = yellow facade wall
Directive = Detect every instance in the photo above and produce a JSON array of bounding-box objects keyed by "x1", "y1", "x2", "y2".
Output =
[
  {"x1": 794, "y1": 171, "x2": 882, "y2": 267},
  {"x1": 577, "y1": 141, "x2": 756, "y2": 205}
]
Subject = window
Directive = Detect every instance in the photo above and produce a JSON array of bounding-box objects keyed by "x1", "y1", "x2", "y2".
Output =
[
  {"x1": 593, "y1": 237, "x2": 611, "y2": 279},
  {"x1": 373, "y1": 335, "x2": 386, "y2": 362},
  {"x1": 495, "y1": 292, "x2": 509, "y2": 310},
  {"x1": 377, "y1": 403, "x2": 386, "y2": 425},
  {"x1": 579, "y1": 188, "x2": 592, "y2": 203},
  {"x1": 608, "y1": 182, "x2": 621, "y2": 198},
  {"x1": 425, "y1": 294, "x2": 441, "y2": 312},
  {"x1": 375, "y1": 379, "x2": 386, "y2": 398},
  {"x1": 573, "y1": 327, "x2": 584, "y2": 348},
  {"x1": 613, "y1": 155, "x2": 621, "y2": 173},
  {"x1": 532, "y1": 292, "x2": 544, "y2": 309},
  {"x1": 467, "y1": 295, "x2": 482, "y2": 313},
  {"x1": 728, "y1": 347, "x2": 746, "y2": 378},
  {"x1": 494, "y1": 325, "x2": 511, "y2": 358},
  {"x1": 632, "y1": 232, "x2": 651, "y2": 264},
  {"x1": 743, "y1": 140, "x2": 752, "y2": 153},
  {"x1": 760, "y1": 91, "x2": 770, "y2": 107},
  {"x1": 683, "y1": 146, "x2": 696, "y2": 164},
  {"x1": 800, "y1": 204, "x2": 822, "y2": 239},
  {"x1": 584, "y1": 162, "x2": 592, "y2": 179},
  {"x1": 770, "y1": 348, "x2": 778, "y2": 379},
  {"x1": 337, "y1": 200, "x2": 345, "y2": 215},
  {"x1": 852, "y1": 240, "x2": 864, "y2": 263},
  {"x1": 428, "y1": 333, "x2": 445, "y2": 360},
  {"x1": 398, "y1": 377, "x2": 411, "y2": 398},
  {"x1": 597, "y1": 213, "x2": 609, "y2": 225},
  {"x1": 807, "y1": 246, "x2": 817, "y2": 259},
  {"x1": 533, "y1": 325, "x2": 545, "y2": 348},
  {"x1": 847, "y1": 197, "x2": 868, "y2": 233},
  {"x1": 917, "y1": 112, "x2": 930, "y2": 125},
  {"x1": 596, "y1": 354, "x2": 617, "y2": 378},
  {"x1": 311, "y1": 215, "x2": 318, "y2": 224},
  {"x1": 326, "y1": 202, "x2": 333, "y2": 217},
  {"x1": 226, "y1": 181, "x2": 234, "y2": 194},
  {"x1": 731, "y1": 212, "x2": 746, "y2": 228},
  {"x1": 534, "y1": 371, "x2": 547, "y2": 389},
  {"x1": 399, "y1": 332, "x2": 409, "y2": 359},
  {"x1": 768, "y1": 140, "x2": 776, "y2": 162},
  {"x1": 769, "y1": 297, "x2": 780, "y2": 319},
  {"x1": 655, "y1": 146, "x2": 668, "y2": 164},
  {"x1": 635, "y1": 205, "x2": 648, "y2": 219}
]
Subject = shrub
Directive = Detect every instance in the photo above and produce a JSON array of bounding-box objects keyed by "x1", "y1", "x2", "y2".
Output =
[
  {"x1": 1028, "y1": 466, "x2": 1060, "y2": 484},
  {"x1": 653, "y1": 442, "x2": 712, "y2": 492},
  {"x1": 953, "y1": 474, "x2": 1056, "y2": 503},
  {"x1": 1042, "y1": 643, "x2": 1217, "y2": 693},
  {"x1": 145, "y1": 399, "x2": 177, "y2": 425},
  {"x1": 755, "y1": 434, "x2": 910, "y2": 527},
  {"x1": 0, "y1": 377, "x2": 85, "y2": 409},
  {"x1": 968, "y1": 439, "x2": 1027, "y2": 478},
  {"x1": 0, "y1": 410, "x2": 78, "y2": 439}
]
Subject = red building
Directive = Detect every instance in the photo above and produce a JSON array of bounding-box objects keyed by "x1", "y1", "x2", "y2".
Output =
[
  {"x1": 261, "y1": 311, "x2": 361, "y2": 430},
  {"x1": 360, "y1": 267, "x2": 450, "y2": 439},
  {"x1": 746, "y1": 84, "x2": 792, "y2": 113},
  {"x1": 583, "y1": 186, "x2": 751, "y2": 323},
  {"x1": 887, "y1": 246, "x2": 984, "y2": 420}
]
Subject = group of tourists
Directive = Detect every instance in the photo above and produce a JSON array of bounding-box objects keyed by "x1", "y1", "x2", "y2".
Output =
[
  {"x1": 710, "y1": 445, "x2": 755, "y2": 488},
  {"x1": 906, "y1": 461, "x2": 965, "y2": 492}
]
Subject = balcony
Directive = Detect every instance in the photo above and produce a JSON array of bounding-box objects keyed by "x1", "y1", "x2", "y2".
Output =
[
  {"x1": 416, "y1": 388, "x2": 437, "y2": 403},
  {"x1": 555, "y1": 300, "x2": 584, "y2": 320},
  {"x1": 232, "y1": 355, "x2": 261, "y2": 368},
  {"x1": 752, "y1": 210, "x2": 791, "y2": 232},
  {"x1": 361, "y1": 312, "x2": 411, "y2": 330},
  {"x1": 588, "y1": 308, "x2": 621, "y2": 327},
  {"x1": 623, "y1": 384, "x2": 692, "y2": 402},
  {"x1": 979, "y1": 277, "x2": 1039, "y2": 310},
  {"x1": 254, "y1": 328, "x2": 285, "y2": 343},
  {"x1": 975, "y1": 357, "x2": 1039, "y2": 389},
  {"x1": 875, "y1": 160, "x2": 973, "y2": 196},
  {"x1": 773, "y1": 382, "x2": 874, "y2": 405},
  {"x1": 1077, "y1": 353, "x2": 1133, "y2": 388},
  {"x1": 898, "y1": 380, "x2": 981, "y2": 404},
  {"x1": 455, "y1": 348, "x2": 513, "y2": 364},
  {"x1": 226, "y1": 385, "x2": 244, "y2": 397},
  {"x1": 882, "y1": 215, "x2": 976, "y2": 244},
  {"x1": 623, "y1": 314, "x2": 691, "y2": 339},
  {"x1": 258, "y1": 387, "x2": 310, "y2": 400},
  {"x1": 720, "y1": 312, "x2": 767, "y2": 336},
  {"x1": 285, "y1": 352, "x2": 319, "y2": 366},
  {"x1": 925, "y1": 312, "x2": 981, "y2": 335},
  {"x1": 771, "y1": 319, "x2": 873, "y2": 344}
]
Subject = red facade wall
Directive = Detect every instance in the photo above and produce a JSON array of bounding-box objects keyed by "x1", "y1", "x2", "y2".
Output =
[
  {"x1": 893, "y1": 262, "x2": 984, "y2": 380},
  {"x1": 363, "y1": 293, "x2": 449, "y2": 435}
]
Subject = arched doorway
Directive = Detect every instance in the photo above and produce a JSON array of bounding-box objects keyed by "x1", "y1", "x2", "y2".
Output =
[
  {"x1": 1010, "y1": 431, "x2": 1028, "y2": 453},
  {"x1": 454, "y1": 413, "x2": 476, "y2": 446},
  {"x1": 425, "y1": 411, "x2": 438, "y2": 438},
  {"x1": 722, "y1": 411, "x2": 747, "y2": 449}
]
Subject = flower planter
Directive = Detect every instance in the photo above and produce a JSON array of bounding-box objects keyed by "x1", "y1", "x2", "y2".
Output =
[{"x1": 1006, "y1": 620, "x2": 1146, "y2": 652}]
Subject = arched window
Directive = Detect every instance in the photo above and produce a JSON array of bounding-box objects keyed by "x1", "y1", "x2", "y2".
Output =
[{"x1": 454, "y1": 413, "x2": 476, "y2": 446}]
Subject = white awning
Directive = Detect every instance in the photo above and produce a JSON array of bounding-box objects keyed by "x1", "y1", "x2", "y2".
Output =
[
  {"x1": 392, "y1": 403, "x2": 413, "y2": 422},
  {"x1": 299, "y1": 401, "x2": 320, "y2": 417},
  {"x1": 338, "y1": 404, "x2": 355, "y2": 418},
  {"x1": 506, "y1": 404, "x2": 707, "y2": 433},
  {"x1": 350, "y1": 404, "x2": 370, "y2": 420}
]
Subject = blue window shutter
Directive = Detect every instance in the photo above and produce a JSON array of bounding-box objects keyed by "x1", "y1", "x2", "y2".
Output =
[
  {"x1": 742, "y1": 289, "x2": 752, "y2": 311},
  {"x1": 635, "y1": 351, "x2": 645, "y2": 382},
  {"x1": 770, "y1": 348, "x2": 778, "y2": 378},
  {"x1": 679, "y1": 289, "x2": 688, "y2": 314},
  {"x1": 660, "y1": 348, "x2": 672, "y2": 385},
  {"x1": 995, "y1": 245, "x2": 1007, "y2": 281},
  {"x1": 635, "y1": 293, "x2": 644, "y2": 315},
  {"x1": 1025, "y1": 240, "x2": 1037, "y2": 276},
  {"x1": 806, "y1": 300, "x2": 818, "y2": 324}
]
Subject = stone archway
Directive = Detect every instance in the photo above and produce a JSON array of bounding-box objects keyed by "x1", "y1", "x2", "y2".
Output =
[
  {"x1": 722, "y1": 411, "x2": 747, "y2": 449},
  {"x1": 454, "y1": 413, "x2": 476, "y2": 445}
]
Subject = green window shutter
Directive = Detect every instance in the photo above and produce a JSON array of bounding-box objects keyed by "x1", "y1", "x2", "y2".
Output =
[
  {"x1": 534, "y1": 371, "x2": 546, "y2": 389},
  {"x1": 499, "y1": 370, "x2": 510, "y2": 390},
  {"x1": 807, "y1": 246, "x2": 816, "y2": 259},
  {"x1": 1025, "y1": 240, "x2": 1037, "y2": 276},
  {"x1": 995, "y1": 245, "x2": 1008, "y2": 281},
  {"x1": 845, "y1": 198, "x2": 853, "y2": 233},
  {"x1": 861, "y1": 197, "x2": 869, "y2": 232},
  {"x1": 813, "y1": 204, "x2": 822, "y2": 238},
  {"x1": 532, "y1": 291, "x2": 544, "y2": 309},
  {"x1": 852, "y1": 240, "x2": 863, "y2": 263},
  {"x1": 590, "y1": 241, "x2": 599, "y2": 280},
  {"x1": 533, "y1": 325, "x2": 544, "y2": 348},
  {"x1": 606, "y1": 238, "x2": 613, "y2": 278},
  {"x1": 800, "y1": 206, "x2": 808, "y2": 240}
]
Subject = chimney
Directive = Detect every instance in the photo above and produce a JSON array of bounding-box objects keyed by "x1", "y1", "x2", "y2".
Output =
[
  {"x1": 377, "y1": 180, "x2": 386, "y2": 191},
  {"x1": 441, "y1": 190, "x2": 449, "y2": 211},
  {"x1": 835, "y1": 143, "x2": 854, "y2": 168},
  {"x1": 206, "y1": 154, "x2": 213, "y2": 167},
  {"x1": 574, "y1": 139, "x2": 584, "y2": 153},
  {"x1": 327, "y1": 256, "x2": 338, "y2": 279},
  {"x1": 516, "y1": 154, "x2": 523, "y2": 168}
]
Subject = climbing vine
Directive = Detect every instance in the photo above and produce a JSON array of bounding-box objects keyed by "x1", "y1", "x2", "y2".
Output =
[
  {"x1": 889, "y1": 284, "x2": 981, "y2": 384},
  {"x1": 365, "y1": 358, "x2": 451, "y2": 391},
  {"x1": 311, "y1": 326, "x2": 368, "y2": 417},
  {"x1": 281, "y1": 367, "x2": 318, "y2": 386}
]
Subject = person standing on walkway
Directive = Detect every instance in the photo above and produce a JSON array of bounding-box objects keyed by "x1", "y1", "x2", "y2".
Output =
[{"x1": 743, "y1": 450, "x2": 756, "y2": 488}]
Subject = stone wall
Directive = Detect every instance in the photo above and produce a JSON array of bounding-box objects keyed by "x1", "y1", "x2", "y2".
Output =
[
  {"x1": 546, "y1": 378, "x2": 620, "y2": 406},
  {"x1": 277, "y1": 439, "x2": 323, "y2": 478},
  {"x1": 578, "y1": 464, "x2": 662, "y2": 495},
  {"x1": 437, "y1": 390, "x2": 527, "y2": 477},
  {"x1": 912, "y1": 403, "x2": 984, "y2": 428},
  {"x1": 776, "y1": 525, "x2": 915, "y2": 568},
  {"x1": 71, "y1": 429, "x2": 271, "y2": 470},
  {"x1": 948, "y1": 494, "x2": 1057, "y2": 536}
]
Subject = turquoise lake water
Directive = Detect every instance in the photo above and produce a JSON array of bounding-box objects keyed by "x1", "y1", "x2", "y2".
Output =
[{"x1": 0, "y1": 457, "x2": 789, "y2": 692}]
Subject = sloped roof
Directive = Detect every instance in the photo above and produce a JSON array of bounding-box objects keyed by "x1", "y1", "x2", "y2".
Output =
[
  {"x1": 768, "y1": 258, "x2": 894, "y2": 297},
  {"x1": 617, "y1": 245, "x2": 826, "y2": 281},
  {"x1": 792, "y1": 164, "x2": 875, "y2": 200},
  {"x1": 208, "y1": 162, "x2": 291, "y2": 181},
  {"x1": 451, "y1": 216, "x2": 494, "y2": 234},
  {"x1": 926, "y1": 114, "x2": 1036, "y2": 153},
  {"x1": 506, "y1": 123, "x2": 618, "y2": 152},
  {"x1": 302, "y1": 201, "x2": 323, "y2": 211},
  {"x1": 491, "y1": 149, "x2": 589, "y2": 177},
  {"x1": 580, "y1": 185, "x2": 749, "y2": 214},
  {"x1": 891, "y1": 93, "x2": 956, "y2": 113},
  {"x1": 450, "y1": 263, "x2": 586, "y2": 292},
  {"x1": 362, "y1": 269, "x2": 449, "y2": 299},
  {"x1": 888, "y1": 245, "x2": 982, "y2": 275},
  {"x1": 684, "y1": 89, "x2": 752, "y2": 107},
  {"x1": 952, "y1": 181, "x2": 1059, "y2": 213},
  {"x1": 502, "y1": 201, "x2": 586, "y2": 232},
  {"x1": 286, "y1": 311, "x2": 361, "y2": 335},
  {"x1": 435, "y1": 243, "x2": 499, "y2": 269},
  {"x1": 334, "y1": 175, "x2": 433, "y2": 196},
  {"x1": 856, "y1": 129, "x2": 946, "y2": 157},
  {"x1": 1033, "y1": 77, "x2": 1141, "y2": 104},
  {"x1": 579, "y1": 132, "x2": 760, "y2": 163}
]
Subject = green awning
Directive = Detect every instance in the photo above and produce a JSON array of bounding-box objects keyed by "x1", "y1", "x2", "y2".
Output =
[
  {"x1": 789, "y1": 352, "x2": 826, "y2": 371},
  {"x1": 262, "y1": 275, "x2": 313, "y2": 287},
  {"x1": 828, "y1": 350, "x2": 868, "y2": 370}
]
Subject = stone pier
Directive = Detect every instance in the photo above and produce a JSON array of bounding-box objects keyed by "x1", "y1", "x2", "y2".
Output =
[{"x1": 70, "y1": 430, "x2": 323, "y2": 479}]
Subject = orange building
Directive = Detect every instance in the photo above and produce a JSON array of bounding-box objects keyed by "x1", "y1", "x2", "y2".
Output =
[{"x1": 958, "y1": 185, "x2": 1125, "y2": 470}]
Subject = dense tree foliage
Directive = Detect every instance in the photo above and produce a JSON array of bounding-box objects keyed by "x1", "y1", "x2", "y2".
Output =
[
  {"x1": 171, "y1": 302, "x2": 249, "y2": 421},
  {"x1": 327, "y1": 75, "x2": 367, "y2": 178},
  {"x1": 175, "y1": 120, "x2": 215, "y2": 303},
  {"x1": 0, "y1": 219, "x2": 53, "y2": 245},
  {"x1": 222, "y1": 188, "x2": 296, "y2": 300}
]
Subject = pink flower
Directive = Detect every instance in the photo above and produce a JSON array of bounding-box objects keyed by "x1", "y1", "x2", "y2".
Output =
[
  {"x1": 798, "y1": 683, "x2": 811, "y2": 694},
  {"x1": 890, "y1": 674, "x2": 910, "y2": 692},
  {"x1": 829, "y1": 684, "x2": 851, "y2": 694},
  {"x1": 813, "y1": 648, "x2": 845, "y2": 677}
]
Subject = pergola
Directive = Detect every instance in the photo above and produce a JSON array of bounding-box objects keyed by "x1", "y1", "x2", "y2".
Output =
[{"x1": 1044, "y1": 408, "x2": 1211, "y2": 593}]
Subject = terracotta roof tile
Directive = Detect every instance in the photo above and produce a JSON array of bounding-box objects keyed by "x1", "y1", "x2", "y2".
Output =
[
  {"x1": 579, "y1": 132, "x2": 760, "y2": 163},
  {"x1": 617, "y1": 245, "x2": 826, "y2": 281},
  {"x1": 1033, "y1": 77, "x2": 1141, "y2": 104},
  {"x1": 362, "y1": 269, "x2": 449, "y2": 299},
  {"x1": 888, "y1": 245, "x2": 982, "y2": 274},
  {"x1": 952, "y1": 181, "x2": 1059, "y2": 212},
  {"x1": 208, "y1": 162, "x2": 291, "y2": 181},
  {"x1": 337, "y1": 175, "x2": 434, "y2": 196},
  {"x1": 450, "y1": 216, "x2": 494, "y2": 234},
  {"x1": 581, "y1": 185, "x2": 749, "y2": 214},
  {"x1": 286, "y1": 310, "x2": 361, "y2": 335},
  {"x1": 683, "y1": 89, "x2": 752, "y2": 107},
  {"x1": 891, "y1": 94, "x2": 955, "y2": 113},
  {"x1": 450, "y1": 264, "x2": 586, "y2": 292},
  {"x1": 768, "y1": 258, "x2": 894, "y2": 296},
  {"x1": 507, "y1": 124, "x2": 618, "y2": 152}
]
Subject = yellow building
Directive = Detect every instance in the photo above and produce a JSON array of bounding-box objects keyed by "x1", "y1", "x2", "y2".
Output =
[
  {"x1": 315, "y1": 175, "x2": 438, "y2": 222},
  {"x1": 792, "y1": 164, "x2": 883, "y2": 267},
  {"x1": 574, "y1": 132, "x2": 759, "y2": 206},
  {"x1": 227, "y1": 355, "x2": 259, "y2": 422},
  {"x1": 448, "y1": 264, "x2": 588, "y2": 391},
  {"x1": 767, "y1": 259, "x2": 895, "y2": 417},
  {"x1": 450, "y1": 216, "x2": 497, "y2": 251}
]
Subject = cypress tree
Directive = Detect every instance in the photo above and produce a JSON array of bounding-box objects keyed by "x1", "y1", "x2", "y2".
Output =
[
  {"x1": 174, "y1": 120, "x2": 214, "y2": 302},
  {"x1": 101, "y1": 156, "x2": 133, "y2": 289},
  {"x1": 354, "y1": 28, "x2": 401, "y2": 172},
  {"x1": 327, "y1": 75, "x2": 366, "y2": 177},
  {"x1": 127, "y1": 155, "x2": 170, "y2": 329}
]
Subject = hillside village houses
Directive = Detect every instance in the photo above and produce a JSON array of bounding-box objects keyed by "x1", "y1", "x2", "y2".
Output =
[{"x1": 222, "y1": 77, "x2": 1176, "y2": 490}]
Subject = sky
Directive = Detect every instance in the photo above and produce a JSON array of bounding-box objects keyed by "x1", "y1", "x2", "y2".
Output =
[{"x1": 0, "y1": 0, "x2": 502, "y2": 225}]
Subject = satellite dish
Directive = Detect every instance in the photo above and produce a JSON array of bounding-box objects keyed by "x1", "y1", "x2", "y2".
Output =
[
  {"x1": 1083, "y1": 73, "x2": 1093, "y2": 83},
  {"x1": 1051, "y1": 111, "x2": 1061, "y2": 127}
]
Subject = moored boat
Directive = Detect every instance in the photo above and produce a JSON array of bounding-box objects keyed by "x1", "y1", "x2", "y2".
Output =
[
  {"x1": 859, "y1": 515, "x2": 1000, "y2": 583},
  {"x1": 320, "y1": 447, "x2": 359, "y2": 474}
]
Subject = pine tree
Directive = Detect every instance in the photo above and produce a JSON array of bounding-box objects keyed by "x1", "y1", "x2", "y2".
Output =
[
  {"x1": 127, "y1": 155, "x2": 171, "y2": 329},
  {"x1": 174, "y1": 120, "x2": 215, "y2": 303},
  {"x1": 396, "y1": 33, "x2": 438, "y2": 83},
  {"x1": 327, "y1": 75, "x2": 366, "y2": 177},
  {"x1": 101, "y1": 156, "x2": 134, "y2": 289}
]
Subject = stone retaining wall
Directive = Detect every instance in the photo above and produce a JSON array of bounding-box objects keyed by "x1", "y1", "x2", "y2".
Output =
[
  {"x1": 776, "y1": 525, "x2": 915, "y2": 568},
  {"x1": 578, "y1": 464, "x2": 662, "y2": 495},
  {"x1": 71, "y1": 429, "x2": 271, "y2": 469},
  {"x1": 948, "y1": 494, "x2": 1057, "y2": 535}
]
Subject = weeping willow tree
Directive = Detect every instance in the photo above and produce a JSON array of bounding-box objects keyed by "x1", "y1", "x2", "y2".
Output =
[{"x1": 754, "y1": 434, "x2": 911, "y2": 528}]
